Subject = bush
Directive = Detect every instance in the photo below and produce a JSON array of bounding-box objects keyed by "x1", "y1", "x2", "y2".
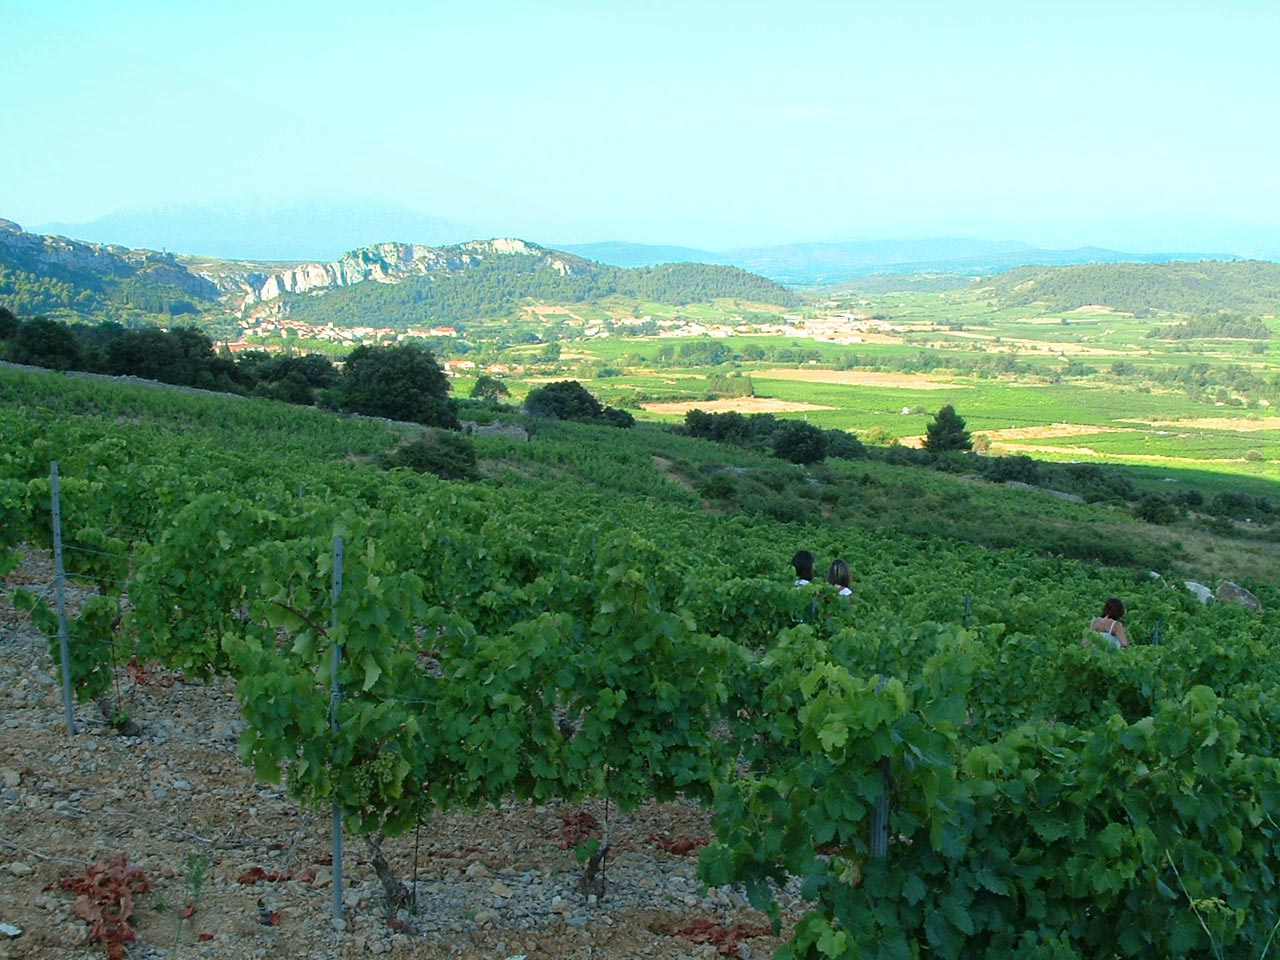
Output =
[
  {"x1": 985, "y1": 454, "x2": 1040, "y2": 484},
  {"x1": 825, "y1": 431, "x2": 866, "y2": 460},
  {"x1": 696, "y1": 474, "x2": 738, "y2": 500},
  {"x1": 1133, "y1": 494, "x2": 1180, "y2": 525},
  {"x1": 600, "y1": 406, "x2": 635, "y2": 428},
  {"x1": 773, "y1": 420, "x2": 828, "y2": 464},
  {"x1": 382, "y1": 433, "x2": 478, "y2": 481}
]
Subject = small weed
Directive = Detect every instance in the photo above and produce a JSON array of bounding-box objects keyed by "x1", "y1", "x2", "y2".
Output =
[{"x1": 171, "y1": 851, "x2": 211, "y2": 951}]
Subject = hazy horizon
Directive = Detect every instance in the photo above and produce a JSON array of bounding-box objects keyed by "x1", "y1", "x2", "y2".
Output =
[{"x1": 4, "y1": 1, "x2": 1278, "y2": 258}]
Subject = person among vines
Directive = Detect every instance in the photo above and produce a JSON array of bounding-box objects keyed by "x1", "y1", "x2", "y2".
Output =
[
  {"x1": 791, "y1": 549, "x2": 815, "y2": 586},
  {"x1": 826, "y1": 558, "x2": 853, "y2": 597},
  {"x1": 1090, "y1": 597, "x2": 1129, "y2": 648}
]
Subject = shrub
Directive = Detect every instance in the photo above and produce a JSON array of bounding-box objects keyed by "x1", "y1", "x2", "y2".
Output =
[
  {"x1": 825, "y1": 431, "x2": 866, "y2": 460},
  {"x1": 1133, "y1": 494, "x2": 1180, "y2": 524},
  {"x1": 600, "y1": 406, "x2": 635, "y2": 428},
  {"x1": 985, "y1": 454, "x2": 1040, "y2": 484},
  {"x1": 773, "y1": 420, "x2": 828, "y2": 464},
  {"x1": 383, "y1": 433, "x2": 478, "y2": 481},
  {"x1": 697, "y1": 474, "x2": 738, "y2": 500}
]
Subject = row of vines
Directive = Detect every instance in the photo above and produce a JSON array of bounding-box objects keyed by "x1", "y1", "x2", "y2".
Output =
[{"x1": 2, "y1": 366, "x2": 1279, "y2": 958}]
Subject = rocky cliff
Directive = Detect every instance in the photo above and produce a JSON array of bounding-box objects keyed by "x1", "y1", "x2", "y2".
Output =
[
  {"x1": 0, "y1": 219, "x2": 219, "y2": 300},
  {"x1": 0, "y1": 219, "x2": 587, "y2": 320},
  {"x1": 186, "y1": 238, "x2": 577, "y2": 316}
]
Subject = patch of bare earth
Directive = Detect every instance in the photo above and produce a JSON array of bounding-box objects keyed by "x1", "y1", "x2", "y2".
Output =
[
  {"x1": 651, "y1": 456, "x2": 695, "y2": 492},
  {"x1": 0, "y1": 550, "x2": 792, "y2": 960},
  {"x1": 642, "y1": 397, "x2": 835, "y2": 415},
  {"x1": 753, "y1": 369, "x2": 965, "y2": 390},
  {"x1": 1132, "y1": 416, "x2": 1280, "y2": 433},
  {"x1": 983, "y1": 423, "x2": 1124, "y2": 442}
]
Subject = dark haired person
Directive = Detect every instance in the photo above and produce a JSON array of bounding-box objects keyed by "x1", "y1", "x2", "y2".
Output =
[
  {"x1": 792, "y1": 550, "x2": 815, "y2": 586},
  {"x1": 827, "y1": 558, "x2": 853, "y2": 597},
  {"x1": 1090, "y1": 597, "x2": 1129, "y2": 648}
]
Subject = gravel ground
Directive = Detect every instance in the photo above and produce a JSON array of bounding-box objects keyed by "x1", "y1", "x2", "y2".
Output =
[{"x1": 0, "y1": 549, "x2": 797, "y2": 960}]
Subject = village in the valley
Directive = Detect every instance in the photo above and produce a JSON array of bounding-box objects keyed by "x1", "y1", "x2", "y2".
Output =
[{"x1": 221, "y1": 310, "x2": 904, "y2": 375}]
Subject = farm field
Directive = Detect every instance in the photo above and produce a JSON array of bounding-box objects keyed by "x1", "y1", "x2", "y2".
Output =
[
  {"x1": 1, "y1": 365, "x2": 1278, "y2": 960},
  {"x1": 0, "y1": 363, "x2": 1274, "y2": 960},
  {"x1": 466, "y1": 283, "x2": 1278, "y2": 483}
]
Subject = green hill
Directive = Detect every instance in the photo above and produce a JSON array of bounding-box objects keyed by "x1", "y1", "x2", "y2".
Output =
[
  {"x1": 278, "y1": 254, "x2": 800, "y2": 330},
  {"x1": 0, "y1": 220, "x2": 221, "y2": 323},
  {"x1": 977, "y1": 260, "x2": 1280, "y2": 316},
  {"x1": 0, "y1": 221, "x2": 798, "y2": 332}
]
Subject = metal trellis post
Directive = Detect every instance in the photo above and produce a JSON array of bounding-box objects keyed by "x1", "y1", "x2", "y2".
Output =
[
  {"x1": 51, "y1": 462, "x2": 75, "y2": 736},
  {"x1": 871, "y1": 675, "x2": 891, "y2": 859},
  {"x1": 330, "y1": 535, "x2": 344, "y2": 922}
]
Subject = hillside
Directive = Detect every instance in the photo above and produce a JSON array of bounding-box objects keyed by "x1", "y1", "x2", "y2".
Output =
[
  {"x1": 976, "y1": 259, "x2": 1280, "y2": 316},
  {"x1": 0, "y1": 221, "x2": 798, "y2": 332},
  {"x1": 0, "y1": 219, "x2": 222, "y2": 323},
  {"x1": 564, "y1": 237, "x2": 1240, "y2": 285},
  {"x1": 278, "y1": 256, "x2": 800, "y2": 331},
  {"x1": 1, "y1": 365, "x2": 1277, "y2": 960}
]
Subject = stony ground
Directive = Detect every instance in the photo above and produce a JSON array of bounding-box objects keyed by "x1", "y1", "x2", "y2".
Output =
[{"x1": 0, "y1": 550, "x2": 796, "y2": 960}]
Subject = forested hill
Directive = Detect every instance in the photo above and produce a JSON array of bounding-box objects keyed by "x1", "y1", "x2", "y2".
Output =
[
  {"x1": 278, "y1": 255, "x2": 801, "y2": 330},
  {"x1": 0, "y1": 219, "x2": 799, "y2": 329},
  {"x1": 979, "y1": 260, "x2": 1280, "y2": 316},
  {"x1": 0, "y1": 219, "x2": 222, "y2": 323}
]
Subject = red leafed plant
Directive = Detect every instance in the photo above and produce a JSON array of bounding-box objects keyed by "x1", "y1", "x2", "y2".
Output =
[
  {"x1": 549, "y1": 809, "x2": 601, "y2": 849},
  {"x1": 649, "y1": 832, "x2": 709, "y2": 856},
  {"x1": 236, "y1": 865, "x2": 293, "y2": 884},
  {"x1": 673, "y1": 917, "x2": 770, "y2": 956},
  {"x1": 59, "y1": 854, "x2": 151, "y2": 960}
]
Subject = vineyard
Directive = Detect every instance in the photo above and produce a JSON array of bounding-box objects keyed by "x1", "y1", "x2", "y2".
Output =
[{"x1": 2, "y1": 364, "x2": 1278, "y2": 959}]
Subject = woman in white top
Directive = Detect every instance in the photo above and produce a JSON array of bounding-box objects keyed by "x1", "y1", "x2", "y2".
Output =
[{"x1": 1090, "y1": 597, "x2": 1129, "y2": 648}]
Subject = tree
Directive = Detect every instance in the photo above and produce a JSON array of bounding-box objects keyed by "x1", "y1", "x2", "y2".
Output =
[
  {"x1": 923, "y1": 404, "x2": 972, "y2": 454},
  {"x1": 0, "y1": 305, "x2": 19, "y2": 340},
  {"x1": 470, "y1": 374, "x2": 510, "y2": 402},
  {"x1": 338, "y1": 343, "x2": 458, "y2": 428},
  {"x1": 524, "y1": 380, "x2": 604, "y2": 422},
  {"x1": 773, "y1": 420, "x2": 828, "y2": 464},
  {"x1": 10, "y1": 317, "x2": 83, "y2": 371}
]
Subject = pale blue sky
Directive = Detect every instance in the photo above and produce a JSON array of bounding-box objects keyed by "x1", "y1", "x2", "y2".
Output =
[{"x1": 2, "y1": 0, "x2": 1278, "y2": 253}]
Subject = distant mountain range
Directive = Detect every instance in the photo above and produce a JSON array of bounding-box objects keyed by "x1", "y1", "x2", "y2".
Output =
[
  {"x1": 31, "y1": 204, "x2": 1251, "y2": 286},
  {"x1": 560, "y1": 238, "x2": 1243, "y2": 286},
  {"x1": 35, "y1": 203, "x2": 479, "y2": 262},
  {"x1": 5, "y1": 217, "x2": 1277, "y2": 334}
]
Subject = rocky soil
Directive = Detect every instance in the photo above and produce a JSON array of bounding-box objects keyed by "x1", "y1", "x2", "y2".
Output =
[{"x1": 0, "y1": 550, "x2": 796, "y2": 960}]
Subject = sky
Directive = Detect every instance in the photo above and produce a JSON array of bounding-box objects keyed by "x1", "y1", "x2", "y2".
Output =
[{"x1": 3, "y1": 0, "x2": 1279, "y2": 255}]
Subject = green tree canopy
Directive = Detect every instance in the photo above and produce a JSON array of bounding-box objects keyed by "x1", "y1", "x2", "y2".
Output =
[
  {"x1": 773, "y1": 420, "x2": 829, "y2": 464},
  {"x1": 924, "y1": 404, "x2": 972, "y2": 454},
  {"x1": 9, "y1": 317, "x2": 83, "y2": 371},
  {"x1": 337, "y1": 343, "x2": 458, "y2": 428},
  {"x1": 470, "y1": 374, "x2": 510, "y2": 401},
  {"x1": 524, "y1": 379, "x2": 633, "y2": 428},
  {"x1": 524, "y1": 380, "x2": 605, "y2": 421}
]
